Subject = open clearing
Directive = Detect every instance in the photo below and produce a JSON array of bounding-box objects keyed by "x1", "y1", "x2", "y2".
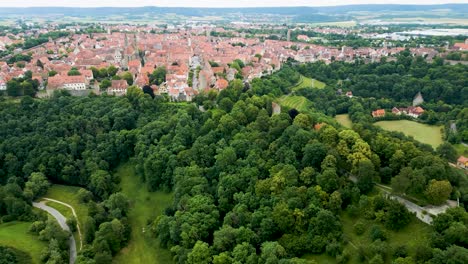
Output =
[
  {"x1": 335, "y1": 114, "x2": 353, "y2": 128},
  {"x1": 113, "y1": 163, "x2": 174, "y2": 264},
  {"x1": 0, "y1": 221, "x2": 47, "y2": 264},
  {"x1": 292, "y1": 75, "x2": 326, "y2": 91},
  {"x1": 374, "y1": 120, "x2": 443, "y2": 148}
]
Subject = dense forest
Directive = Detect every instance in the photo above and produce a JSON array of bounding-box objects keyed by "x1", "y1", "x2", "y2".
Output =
[{"x1": 0, "y1": 57, "x2": 467, "y2": 263}]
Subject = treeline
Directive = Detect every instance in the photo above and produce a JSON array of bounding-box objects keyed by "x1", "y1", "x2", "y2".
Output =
[
  {"x1": 297, "y1": 52, "x2": 468, "y2": 105},
  {"x1": 295, "y1": 53, "x2": 468, "y2": 143}
]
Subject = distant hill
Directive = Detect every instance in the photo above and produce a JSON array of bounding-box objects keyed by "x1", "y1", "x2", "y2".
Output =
[
  {"x1": 0, "y1": 4, "x2": 466, "y2": 23},
  {"x1": 0, "y1": 4, "x2": 467, "y2": 15}
]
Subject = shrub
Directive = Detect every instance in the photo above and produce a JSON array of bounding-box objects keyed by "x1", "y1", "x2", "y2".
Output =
[
  {"x1": 353, "y1": 221, "x2": 366, "y2": 236},
  {"x1": 370, "y1": 225, "x2": 387, "y2": 241}
]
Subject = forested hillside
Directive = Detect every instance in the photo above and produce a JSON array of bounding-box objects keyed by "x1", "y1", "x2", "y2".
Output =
[{"x1": 0, "y1": 61, "x2": 467, "y2": 263}]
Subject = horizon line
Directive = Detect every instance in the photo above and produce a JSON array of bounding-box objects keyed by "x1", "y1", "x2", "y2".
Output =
[{"x1": 0, "y1": 3, "x2": 466, "y2": 8}]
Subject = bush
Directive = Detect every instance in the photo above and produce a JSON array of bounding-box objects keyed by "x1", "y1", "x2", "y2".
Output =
[
  {"x1": 77, "y1": 189, "x2": 93, "y2": 203},
  {"x1": 393, "y1": 245, "x2": 408, "y2": 258},
  {"x1": 66, "y1": 216, "x2": 77, "y2": 232},
  {"x1": 370, "y1": 225, "x2": 387, "y2": 241},
  {"x1": 325, "y1": 240, "x2": 342, "y2": 257},
  {"x1": 369, "y1": 254, "x2": 384, "y2": 264},
  {"x1": 353, "y1": 221, "x2": 366, "y2": 236}
]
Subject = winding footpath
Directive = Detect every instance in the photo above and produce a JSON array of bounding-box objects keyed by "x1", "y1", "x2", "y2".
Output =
[{"x1": 33, "y1": 199, "x2": 80, "y2": 264}]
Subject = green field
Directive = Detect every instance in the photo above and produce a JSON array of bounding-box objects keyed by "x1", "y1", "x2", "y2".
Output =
[
  {"x1": 0, "y1": 222, "x2": 47, "y2": 264},
  {"x1": 335, "y1": 114, "x2": 353, "y2": 128},
  {"x1": 280, "y1": 95, "x2": 312, "y2": 112},
  {"x1": 375, "y1": 120, "x2": 443, "y2": 148},
  {"x1": 113, "y1": 163, "x2": 174, "y2": 264},
  {"x1": 292, "y1": 75, "x2": 326, "y2": 91}
]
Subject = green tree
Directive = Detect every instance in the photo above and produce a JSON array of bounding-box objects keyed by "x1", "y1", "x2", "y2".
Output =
[
  {"x1": 24, "y1": 172, "x2": 50, "y2": 199},
  {"x1": 187, "y1": 241, "x2": 212, "y2": 264},
  {"x1": 425, "y1": 180, "x2": 452, "y2": 205}
]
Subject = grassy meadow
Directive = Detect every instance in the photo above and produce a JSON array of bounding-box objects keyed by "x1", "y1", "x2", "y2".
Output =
[
  {"x1": 44, "y1": 184, "x2": 89, "y2": 248},
  {"x1": 280, "y1": 95, "x2": 313, "y2": 113},
  {"x1": 292, "y1": 75, "x2": 326, "y2": 91},
  {"x1": 113, "y1": 163, "x2": 174, "y2": 264},
  {"x1": 374, "y1": 120, "x2": 443, "y2": 148},
  {"x1": 0, "y1": 221, "x2": 47, "y2": 264},
  {"x1": 335, "y1": 114, "x2": 353, "y2": 128}
]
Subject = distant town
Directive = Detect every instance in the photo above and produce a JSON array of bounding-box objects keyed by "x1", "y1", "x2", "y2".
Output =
[{"x1": 1, "y1": 22, "x2": 467, "y2": 101}]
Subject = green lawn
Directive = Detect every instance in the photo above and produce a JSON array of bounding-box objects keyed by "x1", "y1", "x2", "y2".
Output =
[
  {"x1": 292, "y1": 75, "x2": 326, "y2": 91},
  {"x1": 113, "y1": 163, "x2": 174, "y2": 264},
  {"x1": 335, "y1": 114, "x2": 353, "y2": 128},
  {"x1": 374, "y1": 120, "x2": 443, "y2": 148},
  {"x1": 280, "y1": 95, "x2": 313, "y2": 113},
  {"x1": 0, "y1": 221, "x2": 47, "y2": 264}
]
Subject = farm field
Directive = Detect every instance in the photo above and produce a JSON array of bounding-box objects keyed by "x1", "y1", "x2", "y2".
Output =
[
  {"x1": 113, "y1": 163, "x2": 174, "y2": 264},
  {"x1": 374, "y1": 120, "x2": 443, "y2": 148},
  {"x1": 0, "y1": 221, "x2": 47, "y2": 264},
  {"x1": 335, "y1": 114, "x2": 353, "y2": 128}
]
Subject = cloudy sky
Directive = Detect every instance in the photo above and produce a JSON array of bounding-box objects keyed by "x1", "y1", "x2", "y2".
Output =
[{"x1": 0, "y1": 0, "x2": 466, "y2": 7}]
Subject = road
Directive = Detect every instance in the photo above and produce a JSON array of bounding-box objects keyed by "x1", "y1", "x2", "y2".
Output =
[
  {"x1": 349, "y1": 176, "x2": 454, "y2": 224},
  {"x1": 42, "y1": 198, "x2": 83, "y2": 250},
  {"x1": 33, "y1": 201, "x2": 77, "y2": 264}
]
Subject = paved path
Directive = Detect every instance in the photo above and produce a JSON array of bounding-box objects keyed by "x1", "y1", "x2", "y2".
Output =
[
  {"x1": 42, "y1": 198, "x2": 83, "y2": 250},
  {"x1": 33, "y1": 201, "x2": 77, "y2": 264},
  {"x1": 349, "y1": 175, "x2": 454, "y2": 224}
]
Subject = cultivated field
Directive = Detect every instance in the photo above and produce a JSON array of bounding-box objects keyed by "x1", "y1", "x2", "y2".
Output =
[
  {"x1": 0, "y1": 221, "x2": 47, "y2": 264},
  {"x1": 374, "y1": 120, "x2": 443, "y2": 148},
  {"x1": 113, "y1": 163, "x2": 174, "y2": 264},
  {"x1": 335, "y1": 114, "x2": 353, "y2": 128}
]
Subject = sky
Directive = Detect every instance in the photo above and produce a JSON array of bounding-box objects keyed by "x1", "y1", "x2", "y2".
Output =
[{"x1": 0, "y1": 0, "x2": 467, "y2": 8}]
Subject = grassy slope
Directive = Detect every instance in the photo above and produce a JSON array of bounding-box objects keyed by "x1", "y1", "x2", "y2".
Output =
[
  {"x1": 341, "y1": 213, "x2": 431, "y2": 262},
  {"x1": 0, "y1": 221, "x2": 47, "y2": 264},
  {"x1": 113, "y1": 163, "x2": 174, "y2": 264},
  {"x1": 45, "y1": 185, "x2": 89, "y2": 231},
  {"x1": 335, "y1": 114, "x2": 353, "y2": 128},
  {"x1": 374, "y1": 120, "x2": 443, "y2": 148},
  {"x1": 280, "y1": 96, "x2": 312, "y2": 112},
  {"x1": 292, "y1": 75, "x2": 326, "y2": 91}
]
